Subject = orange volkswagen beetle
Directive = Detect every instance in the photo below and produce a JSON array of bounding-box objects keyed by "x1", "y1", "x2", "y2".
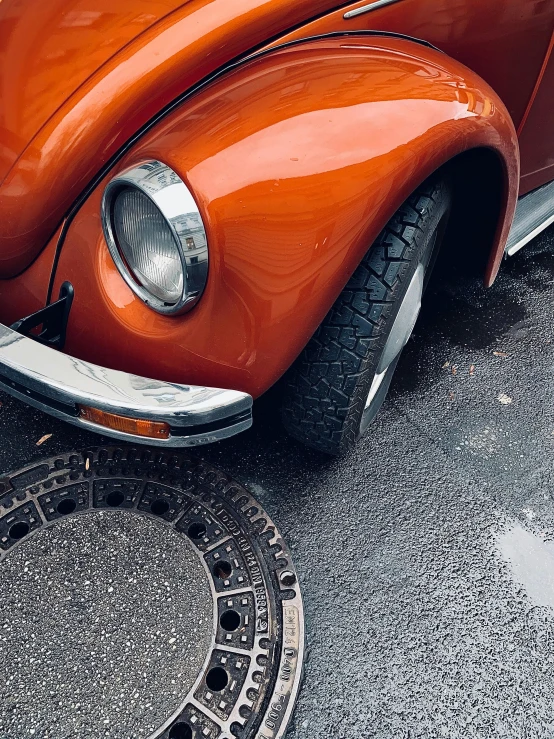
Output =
[{"x1": 0, "y1": 0, "x2": 553, "y2": 454}]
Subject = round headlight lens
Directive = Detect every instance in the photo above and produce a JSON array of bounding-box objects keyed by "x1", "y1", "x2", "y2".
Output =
[
  {"x1": 113, "y1": 188, "x2": 183, "y2": 304},
  {"x1": 101, "y1": 161, "x2": 209, "y2": 315}
]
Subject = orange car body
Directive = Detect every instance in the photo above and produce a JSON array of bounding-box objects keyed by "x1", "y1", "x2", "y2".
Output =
[{"x1": 0, "y1": 0, "x2": 553, "y2": 404}]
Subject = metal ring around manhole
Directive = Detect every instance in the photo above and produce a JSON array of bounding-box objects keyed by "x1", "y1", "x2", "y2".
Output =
[{"x1": 0, "y1": 447, "x2": 304, "y2": 739}]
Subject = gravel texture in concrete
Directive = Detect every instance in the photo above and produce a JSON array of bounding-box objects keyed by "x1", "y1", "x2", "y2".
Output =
[
  {"x1": 0, "y1": 511, "x2": 213, "y2": 739},
  {"x1": 0, "y1": 229, "x2": 553, "y2": 738}
]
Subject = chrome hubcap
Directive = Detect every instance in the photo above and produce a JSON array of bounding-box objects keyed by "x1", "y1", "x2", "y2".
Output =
[
  {"x1": 365, "y1": 262, "x2": 425, "y2": 410},
  {"x1": 365, "y1": 367, "x2": 388, "y2": 409}
]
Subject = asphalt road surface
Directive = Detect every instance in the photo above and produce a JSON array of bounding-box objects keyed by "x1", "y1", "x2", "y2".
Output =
[{"x1": 0, "y1": 228, "x2": 553, "y2": 739}]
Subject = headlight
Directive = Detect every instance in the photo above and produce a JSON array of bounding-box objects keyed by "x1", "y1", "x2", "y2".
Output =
[{"x1": 101, "y1": 160, "x2": 208, "y2": 315}]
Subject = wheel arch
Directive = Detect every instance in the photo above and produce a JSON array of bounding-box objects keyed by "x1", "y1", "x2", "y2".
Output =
[
  {"x1": 435, "y1": 147, "x2": 510, "y2": 286},
  {"x1": 43, "y1": 34, "x2": 519, "y2": 399}
]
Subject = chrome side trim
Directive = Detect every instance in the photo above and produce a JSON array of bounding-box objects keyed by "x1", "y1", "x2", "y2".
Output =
[
  {"x1": 344, "y1": 0, "x2": 403, "y2": 19},
  {"x1": 505, "y1": 179, "x2": 554, "y2": 256},
  {"x1": 0, "y1": 323, "x2": 252, "y2": 447},
  {"x1": 506, "y1": 213, "x2": 554, "y2": 256}
]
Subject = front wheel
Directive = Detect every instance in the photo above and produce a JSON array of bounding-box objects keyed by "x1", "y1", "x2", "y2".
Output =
[{"x1": 281, "y1": 175, "x2": 452, "y2": 455}]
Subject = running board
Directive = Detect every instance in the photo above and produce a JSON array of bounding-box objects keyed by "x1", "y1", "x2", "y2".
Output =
[{"x1": 505, "y1": 180, "x2": 554, "y2": 256}]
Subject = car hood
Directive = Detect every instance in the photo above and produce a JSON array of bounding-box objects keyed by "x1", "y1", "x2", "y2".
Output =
[{"x1": 0, "y1": 0, "x2": 194, "y2": 183}]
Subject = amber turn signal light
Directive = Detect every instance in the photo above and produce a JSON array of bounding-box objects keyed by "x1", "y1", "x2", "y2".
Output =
[{"x1": 79, "y1": 406, "x2": 171, "y2": 439}]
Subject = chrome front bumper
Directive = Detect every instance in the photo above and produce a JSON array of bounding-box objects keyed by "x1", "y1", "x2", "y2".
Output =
[{"x1": 0, "y1": 323, "x2": 253, "y2": 446}]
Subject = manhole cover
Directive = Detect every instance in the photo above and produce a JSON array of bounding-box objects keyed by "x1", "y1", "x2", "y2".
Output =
[{"x1": 0, "y1": 447, "x2": 303, "y2": 739}]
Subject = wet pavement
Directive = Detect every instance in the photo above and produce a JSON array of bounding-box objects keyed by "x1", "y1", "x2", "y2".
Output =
[{"x1": 0, "y1": 227, "x2": 553, "y2": 738}]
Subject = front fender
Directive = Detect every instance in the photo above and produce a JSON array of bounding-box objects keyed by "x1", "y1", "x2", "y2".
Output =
[
  {"x1": 49, "y1": 34, "x2": 519, "y2": 397},
  {"x1": 0, "y1": 0, "x2": 360, "y2": 277}
]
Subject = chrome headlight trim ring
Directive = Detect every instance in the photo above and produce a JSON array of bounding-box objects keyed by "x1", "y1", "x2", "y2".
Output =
[{"x1": 101, "y1": 160, "x2": 209, "y2": 316}]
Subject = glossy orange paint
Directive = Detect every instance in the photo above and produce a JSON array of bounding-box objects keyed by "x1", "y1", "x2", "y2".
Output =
[
  {"x1": 518, "y1": 29, "x2": 554, "y2": 194},
  {"x1": 0, "y1": 0, "x2": 191, "y2": 182},
  {"x1": 42, "y1": 36, "x2": 518, "y2": 399},
  {"x1": 0, "y1": 0, "x2": 551, "y2": 278},
  {"x1": 0, "y1": 0, "x2": 387, "y2": 277},
  {"x1": 272, "y1": 0, "x2": 554, "y2": 132},
  {"x1": 0, "y1": 231, "x2": 60, "y2": 327}
]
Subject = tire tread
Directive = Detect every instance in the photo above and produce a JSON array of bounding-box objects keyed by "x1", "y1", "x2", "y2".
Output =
[{"x1": 281, "y1": 178, "x2": 448, "y2": 454}]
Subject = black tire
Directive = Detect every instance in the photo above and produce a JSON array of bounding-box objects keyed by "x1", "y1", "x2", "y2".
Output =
[{"x1": 281, "y1": 175, "x2": 452, "y2": 455}]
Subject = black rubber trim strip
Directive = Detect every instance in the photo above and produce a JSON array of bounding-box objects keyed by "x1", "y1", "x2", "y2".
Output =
[
  {"x1": 0, "y1": 373, "x2": 79, "y2": 417},
  {"x1": 45, "y1": 29, "x2": 441, "y2": 304},
  {"x1": 169, "y1": 409, "x2": 252, "y2": 437}
]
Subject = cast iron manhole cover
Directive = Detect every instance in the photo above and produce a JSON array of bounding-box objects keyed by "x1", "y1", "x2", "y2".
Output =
[{"x1": 0, "y1": 447, "x2": 303, "y2": 739}]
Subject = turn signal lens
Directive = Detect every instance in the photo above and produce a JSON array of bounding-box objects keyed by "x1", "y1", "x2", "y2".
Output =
[{"x1": 79, "y1": 406, "x2": 171, "y2": 439}]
